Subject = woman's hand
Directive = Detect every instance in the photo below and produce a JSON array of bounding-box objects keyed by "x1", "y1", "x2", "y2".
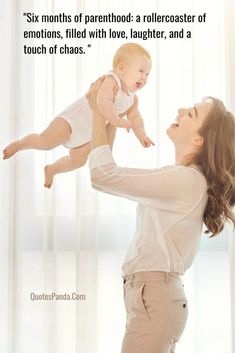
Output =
[{"x1": 86, "y1": 75, "x2": 106, "y2": 112}]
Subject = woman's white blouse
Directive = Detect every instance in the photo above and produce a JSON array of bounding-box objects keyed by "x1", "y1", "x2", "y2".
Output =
[{"x1": 89, "y1": 145, "x2": 208, "y2": 277}]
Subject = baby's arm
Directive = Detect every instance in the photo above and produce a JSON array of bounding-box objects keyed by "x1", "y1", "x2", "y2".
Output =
[
  {"x1": 97, "y1": 76, "x2": 131, "y2": 129},
  {"x1": 127, "y1": 96, "x2": 155, "y2": 148}
]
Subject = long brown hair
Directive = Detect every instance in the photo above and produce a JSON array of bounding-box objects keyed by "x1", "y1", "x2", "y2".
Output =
[{"x1": 186, "y1": 97, "x2": 235, "y2": 237}]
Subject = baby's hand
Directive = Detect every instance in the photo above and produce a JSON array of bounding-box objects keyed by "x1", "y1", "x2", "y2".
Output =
[
  {"x1": 117, "y1": 118, "x2": 132, "y2": 130},
  {"x1": 140, "y1": 135, "x2": 155, "y2": 148}
]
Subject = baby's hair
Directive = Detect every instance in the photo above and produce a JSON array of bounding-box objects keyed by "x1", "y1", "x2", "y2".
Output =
[{"x1": 113, "y1": 43, "x2": 151, "y2": 69}]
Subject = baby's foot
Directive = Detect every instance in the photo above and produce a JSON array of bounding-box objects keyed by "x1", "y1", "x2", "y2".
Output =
[
  {"x1": 3, "y1": 141, "x2": 20, "y2": 159},
  {"x1": 44, "y1": 165, "x2": 55, "y2": 188}
]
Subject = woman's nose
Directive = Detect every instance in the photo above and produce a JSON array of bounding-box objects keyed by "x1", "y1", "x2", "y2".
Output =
[{"x1": 178, "y1": 108, "x2": 185, "y2": 116}]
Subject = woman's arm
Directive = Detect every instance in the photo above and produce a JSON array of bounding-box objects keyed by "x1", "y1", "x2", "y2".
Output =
[
  {"x1": 106, "y1": 123, "x2": 117, "y2": 150},
  {"x1": 89, "y1": 150, "x2": 201, "y2": 205},
  {"x1": 86, "y1": 77, "x2": 113, "y2": 150},
  {"x1": 87, "y1": 78, "x2": 202, "y2": 206},
  {"x1": 91, "y1": 106, "x2": 108, "y2": 151}
]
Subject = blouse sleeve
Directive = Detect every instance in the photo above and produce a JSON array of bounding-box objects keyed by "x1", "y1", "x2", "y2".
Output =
[{"x1": 89, "y1": 145, "x2": 203, "y2": 206}]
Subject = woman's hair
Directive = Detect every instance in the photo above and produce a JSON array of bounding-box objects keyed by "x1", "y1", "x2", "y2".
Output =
[{"x1": 186, "y1": 97, "x2": 235, "y2": 237}]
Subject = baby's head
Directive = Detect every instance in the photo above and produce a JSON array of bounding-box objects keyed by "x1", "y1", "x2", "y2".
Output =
[{"x1": 113, "y1": 43, "x2": 152, "y2": 93}]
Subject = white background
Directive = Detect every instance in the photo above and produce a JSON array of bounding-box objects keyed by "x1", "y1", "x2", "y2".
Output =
[{"x1": 0, "y1": 0, "x2": 235, "y2": 352}]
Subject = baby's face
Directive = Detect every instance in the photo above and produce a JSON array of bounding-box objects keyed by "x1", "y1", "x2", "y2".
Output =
[{"x1": 121, "y1": 54, "x2": 152, "y2": 93}]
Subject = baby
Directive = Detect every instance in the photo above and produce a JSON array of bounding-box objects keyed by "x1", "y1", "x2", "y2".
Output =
[{"x1": 3, "y1": 43, "x2": 154, "y2": 188}]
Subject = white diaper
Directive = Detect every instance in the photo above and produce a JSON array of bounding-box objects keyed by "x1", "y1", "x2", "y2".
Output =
[{"x1": 57, "y1": 96, "x2": 93, "y2": 148}]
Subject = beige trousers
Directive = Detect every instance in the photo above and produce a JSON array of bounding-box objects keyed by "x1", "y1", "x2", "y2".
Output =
[{"x1": 121, "y1": 271, "x2": 188, "y2": 353}]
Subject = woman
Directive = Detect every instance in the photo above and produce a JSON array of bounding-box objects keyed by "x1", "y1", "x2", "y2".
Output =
[{"x1": 86, "y1": 80, "x2": 235, "y2": 353}]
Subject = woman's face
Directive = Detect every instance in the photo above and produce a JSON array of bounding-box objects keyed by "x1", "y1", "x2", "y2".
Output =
[{"x1": 166, "y1": 101, "x2": 213, "y2": 146}]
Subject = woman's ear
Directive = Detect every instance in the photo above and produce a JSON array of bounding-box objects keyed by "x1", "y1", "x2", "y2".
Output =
[{"x1": 193, "y1": 135, "x2": 204, "y2": 147}]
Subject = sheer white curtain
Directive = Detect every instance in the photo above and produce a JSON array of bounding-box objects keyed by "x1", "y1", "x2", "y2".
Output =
[{"x1": 0, "y1": 0, "x2": 234, "y2": 352}]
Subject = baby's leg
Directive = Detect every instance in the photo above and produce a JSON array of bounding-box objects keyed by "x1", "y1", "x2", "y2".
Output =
[
  {"x1": 44, "y1": 142, "x2": 90, "y2": 188},
  {"x1": 3, "y1": 117, "x2": 71, "y2": 159}
]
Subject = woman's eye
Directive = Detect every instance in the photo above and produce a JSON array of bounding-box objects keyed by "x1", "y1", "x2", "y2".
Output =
[{"x1": 139, "y1": 70, "x2": 143, "y2": 73}]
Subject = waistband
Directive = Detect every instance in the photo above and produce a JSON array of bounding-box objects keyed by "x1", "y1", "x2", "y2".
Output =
[{"x1": 122, "y1": 271, "x2": 181, "y2": 285}]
